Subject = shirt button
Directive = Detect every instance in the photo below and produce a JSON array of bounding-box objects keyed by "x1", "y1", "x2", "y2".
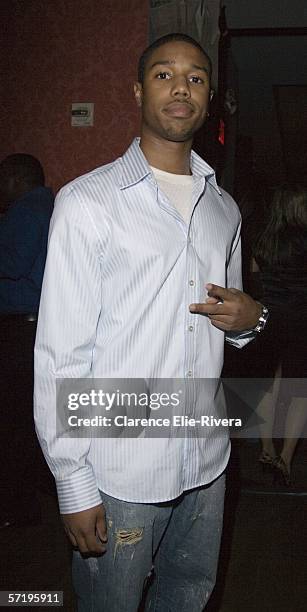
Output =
[
  {"x1": 189, "y1": 280, "x2": 195, "y2": 286},
  {"x1": 188, "y1": 325, "x2": 194, "y2": 332},
  {"x1": 187, "y1": 370, "x2": 192, "y2": 377}
]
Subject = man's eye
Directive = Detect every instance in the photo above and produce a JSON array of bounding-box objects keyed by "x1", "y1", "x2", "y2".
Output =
[
  {"x1": 156, "y1": 72, "x2": 171, "y2": 80},
  {"x1": 190, "y1": 76, "x2": 204, "y2": 84}
]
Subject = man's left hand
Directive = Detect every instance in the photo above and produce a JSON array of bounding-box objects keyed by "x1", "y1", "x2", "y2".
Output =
[{"x1": 189, "y1": 283, "x2": 262, "y2": 332}]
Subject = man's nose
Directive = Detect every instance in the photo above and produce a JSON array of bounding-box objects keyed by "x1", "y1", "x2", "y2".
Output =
[{"x1": 170, "y1": 76, "x2": 191, "y2": 97}]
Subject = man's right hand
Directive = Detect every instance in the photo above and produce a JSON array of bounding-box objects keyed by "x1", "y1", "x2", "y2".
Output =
[{"x1": 61, "y1": 503, "x2": 107, "y2": 555}]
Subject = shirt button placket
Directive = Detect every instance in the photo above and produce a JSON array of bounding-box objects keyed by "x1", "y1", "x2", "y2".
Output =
[{"x1": 185, "y1": 275, "x2": 196, "y2": 378}]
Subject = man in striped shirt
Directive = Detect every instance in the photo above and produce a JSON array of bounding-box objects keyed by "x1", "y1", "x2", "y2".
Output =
[{"x1": 34, "y1": 34, "x2": 264, "y2": 611}]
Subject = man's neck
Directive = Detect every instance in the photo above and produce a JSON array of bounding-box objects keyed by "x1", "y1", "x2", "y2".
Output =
[{"x1": 139, "y1": 133, "x2": 193, "y2": 175}]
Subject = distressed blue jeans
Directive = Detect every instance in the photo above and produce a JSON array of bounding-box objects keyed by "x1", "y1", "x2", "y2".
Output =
[{"x1": 72, "y1": 473, "x2": 225, "y2": 612}]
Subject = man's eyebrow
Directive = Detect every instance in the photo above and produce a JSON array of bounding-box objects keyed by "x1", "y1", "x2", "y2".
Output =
[
  {"x1": 149, "y1": 60, "x2": 209, "y2": 74},
  {"x1": 191, "y1": 63, "x2": 209, "y2": 74},
  {"x1": 149, "y1": 60, "x2": 175, "y2": 70}
]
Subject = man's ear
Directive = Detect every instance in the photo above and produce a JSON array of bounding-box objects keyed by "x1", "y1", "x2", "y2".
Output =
[{"x1": 134, "y1": 82, "x2": 143, "y2": 108}]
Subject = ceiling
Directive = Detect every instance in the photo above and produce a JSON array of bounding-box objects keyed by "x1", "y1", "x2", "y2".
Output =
[{"x1": 223, "y1": 0, "x2": 307, "y2": 29}]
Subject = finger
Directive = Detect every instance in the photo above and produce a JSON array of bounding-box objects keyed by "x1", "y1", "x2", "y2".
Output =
[
  {"x1": 189, "y1": 302, "x2": 226, "y2": 315},
  {"x1": 208, "y1": 315, "x2": 231, "y2": 323},
  {"x1": 65, "y1": 527, "x2": 78, "y2": 548},
  {"x1": 210, "y1": 320, "x2": 231, "y2": 330},
  {"x1": 76, "y1": 530, "x2": 106, "y2": 555},
  {"x1": 205, "y1": 296, "x2": 220, "y2": 304},
  {"x1": 96, "y1": 512, "x2": 108, "y2": 544},
  {"x1": 205, "y1": 284, "x2": 239, "y2": 300},
  {"x1": 74, "y1": 533, "x2": 91, "y2": 554}
]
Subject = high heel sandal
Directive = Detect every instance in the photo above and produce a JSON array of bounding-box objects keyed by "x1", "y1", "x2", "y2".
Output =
[
  {"x1": 273, "y1": 455, "x2": 291, "y2": 486},
  {"x1": 258, "y1": 450, "x2": 276, "y2": 473}
]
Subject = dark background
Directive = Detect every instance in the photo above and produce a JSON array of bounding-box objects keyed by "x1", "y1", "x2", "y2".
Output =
[{"x1": 1, "y1": 0, "x2": 306, "y2": 194}]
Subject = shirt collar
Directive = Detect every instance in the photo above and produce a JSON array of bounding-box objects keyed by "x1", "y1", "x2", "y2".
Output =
[
  {"x1": 120, "y1": 137, "x2": 221, "y2": 195},
  {"x1": 120, "y1": 138, "x2": 151, "y2": 189},
  {"x1": 190, "y1": 149, "x2": 222, "y2": 195}
]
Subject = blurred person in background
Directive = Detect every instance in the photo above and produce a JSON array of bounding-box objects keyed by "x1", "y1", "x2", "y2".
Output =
[
  {"x1": 252, "y1": 184, "x2": 307, "y2": 485},
  {"x1": 0, "y1": 153, "x2": 54, "y2": 528}
]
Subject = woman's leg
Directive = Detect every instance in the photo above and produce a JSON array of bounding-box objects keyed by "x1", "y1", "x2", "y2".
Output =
[
  {"x1": 280, "y1": 397, "x2": 307, "y2": 471},
  {"x1": 257, "y1": 365, "x2": 281, "y2": 458}
]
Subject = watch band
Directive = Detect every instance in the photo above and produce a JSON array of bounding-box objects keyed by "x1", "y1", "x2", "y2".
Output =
[{"x1": 253, "y1": 303, "x2": 269, "y2": 333}]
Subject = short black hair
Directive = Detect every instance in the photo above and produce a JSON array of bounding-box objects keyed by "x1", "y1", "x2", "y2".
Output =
[
  {"x1": 137, "y1": 33, "x2": 212, "y2": 85},
  {"x1": 0, "y1": 153, "x2": 45, "y2": 189}
]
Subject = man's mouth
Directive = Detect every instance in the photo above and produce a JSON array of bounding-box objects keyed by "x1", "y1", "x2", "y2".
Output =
[{"x1": 163, "y1": 102, "x2": 194, "y2": 118}]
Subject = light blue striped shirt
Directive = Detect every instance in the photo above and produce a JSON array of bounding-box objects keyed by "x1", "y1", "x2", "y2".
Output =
[{"x1": 34, "y1": 138, "x2": 252, "y2": 513}]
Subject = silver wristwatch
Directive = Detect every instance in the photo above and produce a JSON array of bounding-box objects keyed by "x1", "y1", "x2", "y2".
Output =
[{"x1": 253, "y1": 303, "x2": 269, "y2": 333}]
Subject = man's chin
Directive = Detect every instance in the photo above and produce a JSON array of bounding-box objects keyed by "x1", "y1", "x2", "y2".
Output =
[{"x1": 163, "y1": 127, "x2": 196, "y2": 143}]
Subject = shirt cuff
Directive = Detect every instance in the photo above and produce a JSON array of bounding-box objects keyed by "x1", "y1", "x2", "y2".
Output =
[
  {"x1": 225, "y1": 329, "x2": 256, "y2": 348},
  {"x1": 56, "y1": 466, "x2": 102, "y2": 514}
]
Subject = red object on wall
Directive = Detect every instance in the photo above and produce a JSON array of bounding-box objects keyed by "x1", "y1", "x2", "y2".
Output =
[
  {"x1": 1, "y1": 0, "x2": 148, "y2": 193},
  {"x1": 218, "y1": 119, "x2": 225, "y2": 146}
]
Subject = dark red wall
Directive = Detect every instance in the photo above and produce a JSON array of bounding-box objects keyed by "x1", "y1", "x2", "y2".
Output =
[{"x1": 1, "y1": 0, "x2": 148, "y2": 192}]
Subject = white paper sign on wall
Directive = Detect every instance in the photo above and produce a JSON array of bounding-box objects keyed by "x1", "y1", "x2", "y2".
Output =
[{"x1": 71, "y1": 102, "x2": 94, "y2": 126}]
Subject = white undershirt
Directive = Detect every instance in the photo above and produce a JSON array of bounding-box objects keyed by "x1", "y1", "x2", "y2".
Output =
[{"x1": 150, "y1": 165, "x2": 194, "y2": 224}]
